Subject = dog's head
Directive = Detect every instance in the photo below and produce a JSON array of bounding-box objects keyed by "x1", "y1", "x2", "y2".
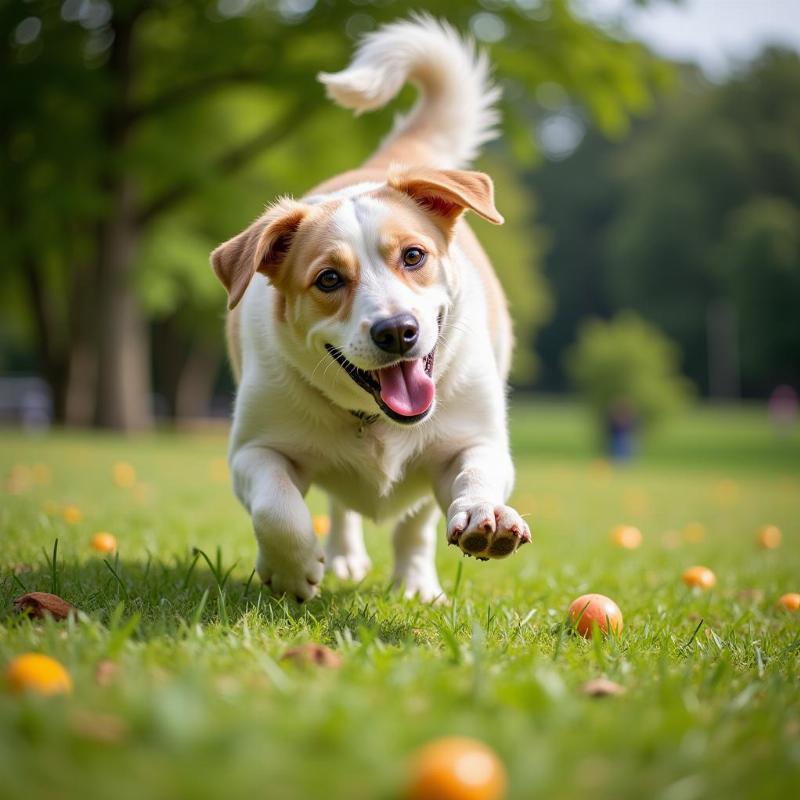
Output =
[{"x1": 211, "y1": 167, "x2": 503, "y2": 425}]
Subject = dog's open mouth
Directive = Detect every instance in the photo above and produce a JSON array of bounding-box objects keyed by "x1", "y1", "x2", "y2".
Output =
[{"x1": 324, "y1": 345, "x2": 436, "y2": 425}]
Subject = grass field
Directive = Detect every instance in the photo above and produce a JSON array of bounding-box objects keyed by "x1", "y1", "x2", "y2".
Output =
[{"x1": 1, "y1": 401, "x2": 799, "y2": 800}]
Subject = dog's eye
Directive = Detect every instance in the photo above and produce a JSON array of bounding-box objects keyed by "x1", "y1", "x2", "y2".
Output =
[
  {"x1": 315, "y1": 269, "x2": 345, "y2": 292},
  {"x1": 402, "y1": 247, "x2": 427, "y2": 270}
]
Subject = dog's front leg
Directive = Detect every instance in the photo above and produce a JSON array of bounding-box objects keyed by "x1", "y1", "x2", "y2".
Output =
[
  {"x1": 435, "y1": 445, "x2": 531, "y2": 560},
  {"x1": 231, "y1": 445, "x2": 324, "y2": 601}
]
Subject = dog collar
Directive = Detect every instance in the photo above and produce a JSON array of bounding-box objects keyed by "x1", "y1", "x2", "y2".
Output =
[{"x1": 349, "y1": 409, "x2": 380, "y2": 437}]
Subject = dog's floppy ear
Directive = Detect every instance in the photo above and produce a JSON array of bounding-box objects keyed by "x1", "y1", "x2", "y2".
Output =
[
  {"x1": 211, "y1": 199, "x2": 308, "y2": 310},
  {"x1": 388, "y1": 167, "x2": 504, "y2": 230}
]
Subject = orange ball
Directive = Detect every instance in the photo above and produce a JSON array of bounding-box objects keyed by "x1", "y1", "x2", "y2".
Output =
[
  {"x1": 312, "y1": 515, "x2": 330, "y2": 536},
  {"x1": 62, "y1": 505, "x2": 83, "y2": 525},
  {"x1": 683, "y1": 522, "x2": 706, "y2": 543},
  {"x1": 90, "y1": 532, "x2": 117, "y2": 553},
  {"x1": 757, "y1": 525, "x2": 782, "y2": 550},
  {"x1": 568, "y1": 593, "x2": 623, "y2": 638},
  {"x1": 610, "y1": 525, "x2": 642, "y2": 549},
  {"x1": 682, "y1": 566, "x2": 716, "y2": 590},
  {"x1": 112, "y1": 461, "x2": 136, "y2": 488},
  {"x1": 5, "y1": 653, "x2": 72, "y2": 696},
  {"x1": 777, "y1": 593, "x2": 800, "y2": 612},
  {"x1": 408, "y1": 737, "x2": 507, "y2": 800}
]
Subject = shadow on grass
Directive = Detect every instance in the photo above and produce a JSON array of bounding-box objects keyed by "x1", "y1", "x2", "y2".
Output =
[{"x1": 1, "y1": 549, "x2": 415, "y2": 645}]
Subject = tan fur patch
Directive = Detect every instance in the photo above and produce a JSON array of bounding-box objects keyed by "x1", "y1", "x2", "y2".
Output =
[
  {"x1": 277, "y1": 205, "x2": 361, "y2": 324},
  {"x1": 369, "y1": 189, "x2": 450, "y2": 289}
]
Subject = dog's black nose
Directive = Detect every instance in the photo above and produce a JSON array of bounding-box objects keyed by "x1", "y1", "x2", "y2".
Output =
[{"x1": 370, "y1": 314, "x2": 419, "y2": 355}]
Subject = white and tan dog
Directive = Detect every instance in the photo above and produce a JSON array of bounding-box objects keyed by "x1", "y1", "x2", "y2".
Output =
[{"x1": 211, "y1": 16, "x2": 531, "y2": 603}]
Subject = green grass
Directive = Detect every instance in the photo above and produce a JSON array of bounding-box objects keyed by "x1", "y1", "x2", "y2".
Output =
[{"x1": 1, "y1": 402, "x2": 799, "y2": 800}]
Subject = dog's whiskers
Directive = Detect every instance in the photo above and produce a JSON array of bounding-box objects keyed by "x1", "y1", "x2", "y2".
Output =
[{"x1": 310, "y1": 353, "x2": 330, "y2": 383}]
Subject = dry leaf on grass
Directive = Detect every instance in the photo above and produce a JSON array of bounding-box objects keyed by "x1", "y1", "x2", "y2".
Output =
[
  {"x1": 69, "y1": 710, "x2": 129, "y2": 743},
  {"x1": 14, "y1": 592, "x2": 75, "y2": 620},
  {"x1": 95, "y1": 660, "x2": 119, "y2": 687},
  {"x1": 281, "y1": 643, "x2": 342, "y2": 669},
  {"x1": 580, "y1": 678, "x2": 626, "y2": 697}
]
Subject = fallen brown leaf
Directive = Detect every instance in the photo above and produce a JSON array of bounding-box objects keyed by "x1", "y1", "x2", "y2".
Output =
[
  {"x1": 69, "y1": 710, "x2": 128, "y2": 743},
  {"x1": 281, "y1": 643, "x2": 342, "y2": 669},
  {"x1": 14, "y1": 591, "x2": 75, "y2": 621},
  {"x1": 95, "y1": 660, "x2": 119, "y2": 687},
  {"x1": 734, "y1": 589, "x2": 765, "y2": 603},
  {"x1": 580, "y1": 678, "x2": 626, "y2": 697}
]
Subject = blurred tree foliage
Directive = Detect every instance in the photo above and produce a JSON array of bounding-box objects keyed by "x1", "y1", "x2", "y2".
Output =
[
  {"x1": 564, "y1": 311, "x2": 692, "y2": 440},
  {"x1": 1, "y1": 0, "x2": 668, "y2": 428},
  {"x1": 606, "y1": 49, "x2": 800, "y2": 396},
  {"x1": 526, "y1": 127, "x2": 621, "y2": 391},
  {"x1": 532, "y1": 49, "x2": 800, "y2": 398}
]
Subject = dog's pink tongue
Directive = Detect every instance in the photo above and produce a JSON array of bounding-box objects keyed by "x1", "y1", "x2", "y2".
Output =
[{"x1": 378, "y1": 359, "x2": 434, "y2": 417}]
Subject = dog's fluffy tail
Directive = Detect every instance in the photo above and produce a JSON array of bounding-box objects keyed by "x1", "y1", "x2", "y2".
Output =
[{"x1": 318, "y1": 14, "x2": 501, "y2": 169}]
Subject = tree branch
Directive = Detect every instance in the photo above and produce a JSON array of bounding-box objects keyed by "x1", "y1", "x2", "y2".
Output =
[
  {"x1": 127, "y1": 70, "x2": 269, "y2": 124},
  {"x1": 136, "y1": 101, "x2": 314, "y2": 226}
]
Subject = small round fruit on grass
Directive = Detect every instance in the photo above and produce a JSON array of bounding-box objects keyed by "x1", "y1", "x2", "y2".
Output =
[
  {"x1": 610, "y1": 525, "x2": 642, "y2": 549},
  {"x1": 757, "y1": 525, "x2": 781, "y2": 549},
  {"x1": 408, "y1": 737, "x2": 507, "y2": 800},
  {"x1": 5, "y1": 653, "x2": 72, "y2": 696},
  {"x1": 568, "y1": 593, "x2": 623, "y2": 638},
  {"x1": 312, "y1": 515, "x2": 330, "y2": 537},
  {"x1": 777, "y1": 593, "x2": 800, "y2": 612},
  {"x1": 90, "y1": 532, "x2": 117, "y2": 553},
  {"x1": 682, "y1": 566, "x2": 716, "y2": 590},
  {"x1": 62, "y1": 505, "x2": 83, "y2": 525}
]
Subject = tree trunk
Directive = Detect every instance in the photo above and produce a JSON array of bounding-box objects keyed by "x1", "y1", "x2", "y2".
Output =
[
  {"x1": 20, "y1": 254, "x2": 69, "y2": 423},
  {"x1": 707, "y1": 299, "x2": 741, "y2": 400},
  {"x1": 93, "y1": 177, "x2": 152, "y2": 430},
  {"x1": 92, "y1": 9, "x2": 152, "y2": 431},
  {"x1": 65, "y1": 339, "x2": 96, "y2": 427},
  {"x1": 175, "y1": 343, "x2": 222, "y2": 420},
  {"x1": 152, "y1": 315, "x2": 188, "y2": 420}
]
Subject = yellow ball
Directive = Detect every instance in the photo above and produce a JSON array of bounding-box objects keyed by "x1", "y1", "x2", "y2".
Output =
[
  {"x1": 5, "y1": 653, "x2": 72, "y2": 696},
  {"x1": 777, "y1": 593, "x2": 800, "y2": 612},
  {"x1": 408, "y1": 737, "x2": 507, "y2": 800},
  {"x1": 90, "y1": 532, "x2": 117, "y2": 553},
  {"x1": 112, "y1": 461, "x2": 136, "y2": 488},
  {"x1": 757, "y1": 525, "x2": 781, "y2": 550},
  {"x1": 682, "y1": 566, "x2": 716, "y2": 590},
  {"x1": 683, "y1": 522, "x2": 706, "y2": 543},
  {"x1": 610, "y1": 525, "x2": 642, "y2": 549},
  {"x1": 312, "y1": 515, "x2": 330, "y2": 536},
  {"x1": 62, "y1": 505, "x2": 83, "y2": 525}
]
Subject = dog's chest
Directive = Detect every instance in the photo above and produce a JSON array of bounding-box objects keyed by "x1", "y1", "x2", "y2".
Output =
[{"x1": 307, "y1": 423, "x2": 432, "y2": 519}]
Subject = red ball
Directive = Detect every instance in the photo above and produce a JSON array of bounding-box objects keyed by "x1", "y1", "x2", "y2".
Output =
[{"x1": 568, "y1": 593, "x2": 623, "y2": 638}]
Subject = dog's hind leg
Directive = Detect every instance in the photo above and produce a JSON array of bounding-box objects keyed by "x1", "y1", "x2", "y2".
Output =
[
  {"x1": 325, "y1": 498, "x2": 372, "y2": 582},
  {"x1": 391, "y1": 497, "x2": 445, "y2": 604}
]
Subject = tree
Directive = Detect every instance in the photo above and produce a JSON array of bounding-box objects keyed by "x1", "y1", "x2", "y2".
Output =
[
  {"x1": 564, "y1": 312, "x2": 693, "y2": 452},
  {"x1": 524, "y1": 128, "x2": 624, "y2": 391},
  {"x1": 720, "y1": 197, "x2": 800, "y2": 389},
  {"x1": 2, "y1": 0, "x2": 668, "y2": 428},
  {"x1": 605, "y1": 50, "x2": 800, "y2": 396}
]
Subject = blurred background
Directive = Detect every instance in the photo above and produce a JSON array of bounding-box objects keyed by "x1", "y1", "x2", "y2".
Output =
[{"x1": 2, "y1": 0, "x2": 799, "y2": 454}]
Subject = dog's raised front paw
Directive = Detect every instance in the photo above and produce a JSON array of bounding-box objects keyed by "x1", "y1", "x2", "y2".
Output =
[{"x1": 447, "y1": 502, "x2": 531, "y2": 560}]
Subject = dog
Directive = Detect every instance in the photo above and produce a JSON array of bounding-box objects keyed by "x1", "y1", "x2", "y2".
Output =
[{"x1": 211, "y1": 15, "x2": 531, "y2": 603}]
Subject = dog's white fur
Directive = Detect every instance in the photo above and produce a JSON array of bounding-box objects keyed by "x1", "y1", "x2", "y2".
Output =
[{"x1": 213, "y1": 16, "x2": 530, "y2": 603}]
